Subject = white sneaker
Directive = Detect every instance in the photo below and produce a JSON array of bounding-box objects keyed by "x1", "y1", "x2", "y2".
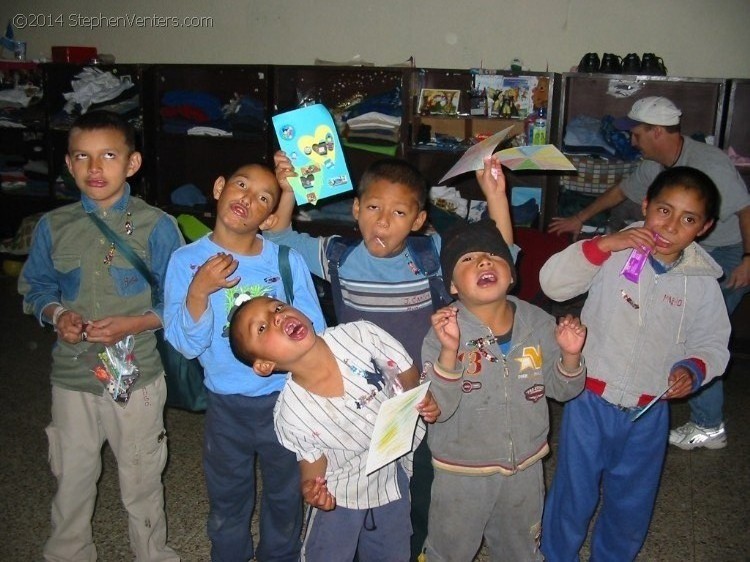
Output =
[{"x1": 669, "y1": 421, "x2": 727, "y2": 450}]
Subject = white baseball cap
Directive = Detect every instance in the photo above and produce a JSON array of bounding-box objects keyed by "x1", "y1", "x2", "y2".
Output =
[{"x1": 614, "y1": 96, "x2": 682, "y2": 130}]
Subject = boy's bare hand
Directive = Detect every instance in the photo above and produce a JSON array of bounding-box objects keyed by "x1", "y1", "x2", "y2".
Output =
[
  {"x1": 475, "y1": 156, "x2": 507, "y2": 200},
  {"x1": 55, "y1": 309, "x2": 87, "y2": 344},
  {"x1": 665, "y1": 366, "x2": 696, "y2": 400},
  {"x1": 417, "y1": 390, "x2": 441, "y2": 423},
  {"x1": 273, "y1": 150, "x2": 297, "y2": 193},
  {"x1": 596, "y1": 227, "x2": 656, "y2": 255},
  {"x1": 84, "y1": 316, "x2": 137, "y2": 347},
  {"x1": 555, "y1": 314, "x2": 586, "y2": 355},
  {"x1": 191, "y1": 252, "x2": 240, "y2": 298},
  {"x1": 302, "y1": 476, "x2": 336, "y2": 511},
  {"x1": 431, "y1": 306, "x2": 460, "y2": 352}
]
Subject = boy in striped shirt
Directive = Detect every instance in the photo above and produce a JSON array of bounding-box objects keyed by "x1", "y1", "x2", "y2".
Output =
[{"x1": 229, "y1": 295, "x2": 439, "y2": 561}]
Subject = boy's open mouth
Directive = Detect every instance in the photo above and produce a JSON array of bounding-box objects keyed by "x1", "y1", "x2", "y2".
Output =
[
  {"x1": 283, "y1": 318, "x2": 307, "y2": 340},
  {"x1": 477, "y1": 271, "x2": 497, "y2": 287},
  {"x1": 230, "y1": 203, "x2": 248, "y2": 218}
]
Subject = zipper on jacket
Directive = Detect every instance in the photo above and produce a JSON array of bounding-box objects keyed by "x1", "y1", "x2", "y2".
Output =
[{"x1": 501, "y1": 354, "x2": 516, "y2": 469}]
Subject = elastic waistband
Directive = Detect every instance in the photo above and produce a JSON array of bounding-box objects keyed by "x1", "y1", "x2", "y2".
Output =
[{"x1": 585, "y1": 377, "x2": 655, "y2": 409}]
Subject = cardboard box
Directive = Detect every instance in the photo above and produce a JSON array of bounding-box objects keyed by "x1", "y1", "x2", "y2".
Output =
[{"x1": 51, "y1": 46, "x2": 97, "y2": 64}]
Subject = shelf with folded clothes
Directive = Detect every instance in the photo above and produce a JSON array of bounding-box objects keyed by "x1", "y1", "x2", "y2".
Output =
[
  {"x1": 0, "y1": 60, "x2": 45, "y2": 130},
  {"x1": 43, "y1": 63, "x2": 145, "y2": 132},
  {"x1": 556, "y1": 73, "x2": 727, "y2": 148},
  {"x1": 554, "y1": 73, "x2": 728, "y2": 230},
  {"x1": 0, "y1": 61, "x2": 50, "y2": 213},
  {"x1": 272, "y1": 65, "x2": 410, "y2": 176},
  {"x1": 149, "y1": 64, "x2": 272, "y2": 209},
  {"x1": 152, "y1": 64, "x2": 270, "y2": 140}
]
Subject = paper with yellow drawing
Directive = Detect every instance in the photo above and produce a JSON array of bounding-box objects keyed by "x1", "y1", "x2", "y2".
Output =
[{"x1": 366, "y1": 382, "x2": 431, "y2": 476}]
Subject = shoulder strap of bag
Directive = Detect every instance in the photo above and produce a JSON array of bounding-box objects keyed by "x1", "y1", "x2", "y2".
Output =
[
  {"x1": 406, "y1": 235, "x2": 452, "y2": 309},
  {"x1": 91, "y1": 212, "x2": 296, "y2": 310},
  {"x1": 278, "y1": 244, "x2": 294, "y2": 305},
  {"x1": 325, "y1": 236, "x2": 359, "y2": 272},
  {"x1": 406, "y1": 235, "x2": 441, "y2": 277}
]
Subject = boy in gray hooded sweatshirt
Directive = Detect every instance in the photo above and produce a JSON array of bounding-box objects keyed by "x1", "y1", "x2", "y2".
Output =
[{"x1": 421, "y1": 219, "x2": 587, "y2": 561}]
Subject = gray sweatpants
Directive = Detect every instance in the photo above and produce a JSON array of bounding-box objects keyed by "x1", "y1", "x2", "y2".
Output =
[{"x1": 424, "y1": 463, "x2": 544, "y2": 561}]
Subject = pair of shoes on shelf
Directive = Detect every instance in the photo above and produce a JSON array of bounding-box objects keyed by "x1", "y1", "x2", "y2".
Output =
[
  {"x1": 577, "y1": 53, "x2": 625, "y2": 73},
  {"x1": 622, "y1": 52, "x2": 668, "y2": 75},
  {"x1": 669, "y1": 421, "x2": 727, "y2": 450},
  {"x1": 577, "y1": 52, "x2": 667, "y2": 75}
]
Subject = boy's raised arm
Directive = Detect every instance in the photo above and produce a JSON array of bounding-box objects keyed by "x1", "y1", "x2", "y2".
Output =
[
  {"x1": 476, "y1": 156, "x2": 513, "y2": 247},
  {"x1": 270, "y1": 150, "x2": 298, "y2": 232}
]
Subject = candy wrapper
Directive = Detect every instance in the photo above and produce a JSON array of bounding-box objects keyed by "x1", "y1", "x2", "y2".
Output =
[{"x1": 91, "y1": 335, "x2": 140, "y2": 405}]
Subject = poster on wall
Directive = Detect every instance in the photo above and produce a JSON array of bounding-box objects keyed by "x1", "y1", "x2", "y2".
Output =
[
  {"x1": 272, "y1": 104, "x2": 353, "y2": 206},
  {"x1": 474, "y1": 74, "x2": 537, "y2": 118}
]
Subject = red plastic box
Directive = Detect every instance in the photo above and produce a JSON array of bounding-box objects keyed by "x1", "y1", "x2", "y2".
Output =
[{"x1": 51, "y1": 46, "x2": 98, "y2": 64}]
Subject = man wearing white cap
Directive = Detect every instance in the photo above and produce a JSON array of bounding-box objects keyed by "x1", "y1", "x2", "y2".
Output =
[{"x1": 549, "y1": 96, "x2": 750, "y2": 449}]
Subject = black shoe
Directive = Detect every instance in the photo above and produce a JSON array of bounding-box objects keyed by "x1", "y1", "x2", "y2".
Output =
[
  {"x1": 641, "y1": 53, "x2": 667, "y2": 75},
  {"x1": 622, "y1": 53, "x2": 641, "y2": 74},
  {"x1": 578, "y1": 52, "x2": 600, "y2": 73},
  {"x1": 600, "y1": 53, "x2": 622, "y2": 73}
]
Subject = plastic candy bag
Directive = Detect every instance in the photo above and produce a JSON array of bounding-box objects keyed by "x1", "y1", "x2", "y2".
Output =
[{"x1": 91, "y1": 335, "x2": 140, "y2": 405}]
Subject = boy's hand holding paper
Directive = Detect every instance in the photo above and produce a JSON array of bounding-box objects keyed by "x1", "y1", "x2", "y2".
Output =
[
  {"x1": 438, "y1": 127, "x2": 576, "y2": 184},
  {"x1": 272, "y1": 104, "x2": 353, "y2": 206}
]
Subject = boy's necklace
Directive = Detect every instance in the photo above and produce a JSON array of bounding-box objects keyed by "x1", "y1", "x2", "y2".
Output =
[
  {"x1": 102, "y1": 211, "x2": 134, "y2": 267},
  {"x1": 467, "y1": 332, "x2": 501, "y2": 363}
]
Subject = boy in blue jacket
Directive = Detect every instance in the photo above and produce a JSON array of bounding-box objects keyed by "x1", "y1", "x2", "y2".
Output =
[{"x1": 163, "y1": 163, "x2": 325, "y2": 562}]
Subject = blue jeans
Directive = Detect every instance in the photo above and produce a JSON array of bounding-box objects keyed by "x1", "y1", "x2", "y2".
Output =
[
  {"x1": 688, "y1": 243, "x2": 749, "y2": 428},
  {"x1": 302, "y1": 466, "x2": 411, "y2": 562},
  {"x1": 204, "y1": 391, "x2": 302, "y2": 562}
]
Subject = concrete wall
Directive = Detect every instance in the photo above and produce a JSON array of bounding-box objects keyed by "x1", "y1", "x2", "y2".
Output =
[{"x1": 2, "y1": 0, "x2": 749, "y2": 78}]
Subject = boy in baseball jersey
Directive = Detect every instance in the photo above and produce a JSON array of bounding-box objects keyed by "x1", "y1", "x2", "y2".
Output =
[{"x1": 229, "y1": 295, "x2": 439, "y2": 562}]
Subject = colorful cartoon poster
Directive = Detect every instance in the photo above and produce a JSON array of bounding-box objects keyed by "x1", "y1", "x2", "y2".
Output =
[
  {"x1": 272, "y1": 104, "x2": 353, "y2": 206},
  {"x1": 365, "y1": 383, "x2": 430, "y2": 476},
  {"x1": 474, "y1": 74, "x2": 537, "y2": 118}
]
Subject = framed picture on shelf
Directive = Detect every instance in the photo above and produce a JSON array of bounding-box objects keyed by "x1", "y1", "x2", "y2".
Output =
[
  {"x1": 417, "y1": 88, "x2": 461, "y2": 116},
  {"x1": 474, "y1": 74, "x2": 537, "y2": 119}
]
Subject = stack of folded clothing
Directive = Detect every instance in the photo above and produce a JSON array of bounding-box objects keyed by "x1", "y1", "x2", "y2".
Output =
[
  {"x1": 0, "y1": 83, "x2": 44, "y2": 128},
  {"x1": 345, "y1": 112, "x2": 401, "y2": 145},
  {"x1": 563, "y1": 114, "x2": 640, "y2": 161},
  {"x1": 338, "y1": 88, "x2": 402, "y2": 154},
  {"x1": 52, "y1": 67, "x2": 139, "y2": 128},
  {"x1": 223, "y1": 94, "x2": 265, "y2": 140},
  {"x1": 161, "y1": 90, "x2": 228, "y2": 135},
  {"x1": 0, "y1": 154, "x2": 49, "y2": 197},
  {"x1": 161, "y1": 90, "x2": 266, "y2": 139}
]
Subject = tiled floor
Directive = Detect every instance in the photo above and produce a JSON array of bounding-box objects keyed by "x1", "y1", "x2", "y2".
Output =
[{"x1": 1, "y1": 273, "x2": 748, "y2": 561}]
